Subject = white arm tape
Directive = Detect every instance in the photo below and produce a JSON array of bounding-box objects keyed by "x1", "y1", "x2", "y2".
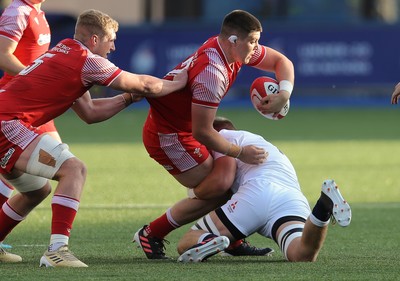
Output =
[
  {"x1": 187, "y1": 188, "x2": 197, "y2": 199},
  {"x1": 279, "y1": 80, "x2": 293, "y2": 97}
]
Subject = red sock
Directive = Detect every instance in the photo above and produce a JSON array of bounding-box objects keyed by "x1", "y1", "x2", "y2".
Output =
[
  {"x1": 51, "y1": 195, "x2": 79, "y2": 236},
  {"x1": 0, "y1": 203, "x2": 24, "y2": 241},
  {"x1": 147, "y1": 213, "x2": 177, "y2": 239}
]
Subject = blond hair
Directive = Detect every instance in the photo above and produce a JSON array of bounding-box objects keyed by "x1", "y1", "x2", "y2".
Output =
[{"x1": 75, "y1": 9, "x2": 119, "y2": 40}]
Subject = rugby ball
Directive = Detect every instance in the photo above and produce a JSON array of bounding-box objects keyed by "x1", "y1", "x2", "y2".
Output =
[{"x1": 250, "y1": 76, "x2": 290, "y2": 120}]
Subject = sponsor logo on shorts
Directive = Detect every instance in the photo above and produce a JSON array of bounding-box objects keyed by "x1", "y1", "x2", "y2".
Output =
[
  {"x1": 0, "y1": 148, "x2": 15, "y2": 168},
  {"x1": 227, "y1": 201, "x2": 238, "y2": 213},
  {"x1": 194, "y1": 147, "x2": 203, "y2": 158}
]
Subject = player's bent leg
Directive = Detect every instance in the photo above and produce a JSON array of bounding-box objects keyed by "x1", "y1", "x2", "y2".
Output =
[
  {"x1": 275, "y1": 221, "x2": 305, "y2": 262},
  {"x1": 52, "y1": 157, "x2": 87, "y2": 199},
  {"x1": 170, "y1": 197, "x2": 228, "y2": 227},
  {"x1": 16, "y1": 134, "x2": 87, "y2": 267},
  {"x1": 6, "y1": 185, "x2": 52, "y2": 216},
  {"x1": 292, "y1": 218, "x2": 329, "y2": 262},
  {"x1": 0, "y1": 177, "x2": 15, "y2": 249},
  {"x1": 321, "y1": 180, "x2": 351, "y2": 227},
  {"x1": 0, "y1": 172, "x2": 52, "y2": 262},
  {"x1": 172, "y1": 155, "x2": 213, "y2": 188},
  {"x1": 5, "y1": 172, "x2": 51, "y2": 215}
]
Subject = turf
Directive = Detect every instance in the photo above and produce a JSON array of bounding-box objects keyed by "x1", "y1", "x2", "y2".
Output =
[{"x1": 1, "y1": 107, "x2": 400, "y2": 280}]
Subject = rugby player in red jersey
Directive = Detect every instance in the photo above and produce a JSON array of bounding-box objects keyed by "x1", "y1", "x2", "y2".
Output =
[
  {"x1": 0, "y1": 9, "x2": 187, "y2": 267},
  {"x1": 134, "y1": 10, "x2": 295, "y2": 259}
]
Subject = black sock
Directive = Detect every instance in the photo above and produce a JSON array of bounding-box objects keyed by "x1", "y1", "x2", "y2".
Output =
[{"x1": 311, "y1": 192, "x2": 332, "y2": 222}]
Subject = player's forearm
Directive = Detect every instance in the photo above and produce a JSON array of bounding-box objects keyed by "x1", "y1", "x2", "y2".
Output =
[
  {"x1": 72, "y1": 94, "x2": 130, "y2": 124},
  {"x1": 274, "y1": 57, "x2": 295, "y2": 89},
  {"x1": 138, "y1": 74, "x2": 186, "y2": 97},
  {"x1": 194, "y1": 128, "x2": 242, "y2": 159}
]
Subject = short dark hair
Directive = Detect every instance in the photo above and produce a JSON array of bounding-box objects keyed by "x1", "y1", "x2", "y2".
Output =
[
  {"x1": 213, "y1": 116, "x2": 236, "y2": 131},
  {"x1": 220, "y1": 10, "x2": 262, "y2": 37}
]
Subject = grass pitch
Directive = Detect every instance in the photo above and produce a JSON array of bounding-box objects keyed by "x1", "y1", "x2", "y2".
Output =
[{"x1": 1, "y1": 107, "x2": 400, "y2": 280}]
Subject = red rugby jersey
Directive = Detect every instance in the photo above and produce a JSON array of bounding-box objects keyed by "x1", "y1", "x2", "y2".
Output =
[
  {"x1": 0, "y1": 38, "x2": 122, "y2": 127},
  {"x1": 145, "y1": 36, "x2": 266, "y2": 134},
  {"x1": 0, "y1": 0, "x2": 51, "y2": 86}
]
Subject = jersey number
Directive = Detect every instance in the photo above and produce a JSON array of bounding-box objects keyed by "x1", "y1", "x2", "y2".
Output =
[{"x1": 19, "y1": 53, "x2": 55, "y2": 76}]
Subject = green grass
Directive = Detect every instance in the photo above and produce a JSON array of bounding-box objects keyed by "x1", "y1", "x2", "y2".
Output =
[{"x1": 2, "y1": 107, "x2": 400, "y2": 280}]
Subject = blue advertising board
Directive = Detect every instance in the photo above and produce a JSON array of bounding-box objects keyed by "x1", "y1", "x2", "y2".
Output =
[{"x1": 109, "y1": 24, "x2": 400, "y2": 94}]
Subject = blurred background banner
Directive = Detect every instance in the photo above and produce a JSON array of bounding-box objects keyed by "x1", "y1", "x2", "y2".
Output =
[
  {"x1": 2, "y1": 0, "x2": 399, "y2": 106},
  {"x1": 110, "y1": 25, "x2": 399, "y2": 87}
]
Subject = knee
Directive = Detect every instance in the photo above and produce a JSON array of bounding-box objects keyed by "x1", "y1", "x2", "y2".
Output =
[
  {"x1": 286, "y1": 246, "x2": 318, "y2": 262},
  {"x1": 22, "y1": 182, "x2": 52, "y2": 204},
  {"x1": 56, "y1": 158, "x2": 87, "y2": 181}
]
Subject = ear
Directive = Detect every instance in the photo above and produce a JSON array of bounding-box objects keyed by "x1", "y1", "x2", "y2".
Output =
[
  {"x1": 90, "y1": 34, "x2": 99, "y2": 46},
  {"x1": 228, "y1": 35, "x2": 237, "y2": 44}
]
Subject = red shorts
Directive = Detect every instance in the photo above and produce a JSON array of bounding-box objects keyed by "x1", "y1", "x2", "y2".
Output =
[
  {"x1": 143, "y1": 119, "x2": 209, "y2": 175},
  {"x1": 0, "y1": 120, "x2": 43, "y2": 174}
]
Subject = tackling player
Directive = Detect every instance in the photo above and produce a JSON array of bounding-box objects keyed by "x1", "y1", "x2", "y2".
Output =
[
  {"x1": 0, "y1": 9, "x2": 187, "y2": 267},
  {"x1": 176, "y1": 117, "x2": 352, "y2": 262},
  {"x1": 134, "y1": 9, "x2": 294, "y2": 259}
]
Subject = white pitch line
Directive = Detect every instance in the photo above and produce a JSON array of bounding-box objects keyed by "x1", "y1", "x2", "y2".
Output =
[
  {"x1": 35, "y1": 203, "x2": 173, "y2": 210},
  {"x1": 14, "y1": 244, "x2": 47, "y2": 247}
]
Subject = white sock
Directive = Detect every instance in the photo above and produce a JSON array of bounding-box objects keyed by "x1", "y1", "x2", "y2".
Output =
[
  {"x1": 49, "y1": 234, "x2": 69, "y2": 251},
  {"x1": 309, "y1": 213, "x2": 330, "y2": 227}
]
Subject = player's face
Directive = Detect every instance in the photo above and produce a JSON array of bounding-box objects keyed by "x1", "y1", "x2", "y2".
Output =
[
  {"x1": 95, "y1": 30, "x2": 117, "y2": 58},
  {"x1": 237, "y1": 31, "x2": 260, "y2": 64}
]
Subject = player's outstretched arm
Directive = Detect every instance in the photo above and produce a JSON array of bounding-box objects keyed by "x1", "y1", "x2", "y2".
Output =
[
  {"x1": 72, "y1": 91, "x2": 137, "y2": 124},
  {"x1": 109, "y1": 69, "x2": 187, "y2": 98}
]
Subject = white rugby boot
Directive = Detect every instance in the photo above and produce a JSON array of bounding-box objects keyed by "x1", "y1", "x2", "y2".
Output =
[
  {"x1": 321, "y1": 179, "x2": 352, "y2": 227},
  {"x1": 39, "y1": 245, "x2": 88, "y2": 268},
  {"x1": 178, "y1": 235, "x2": 230, "y2": 263},
  {"x1": 0, "y1": 246, "x2": 22, "y2": 263}
]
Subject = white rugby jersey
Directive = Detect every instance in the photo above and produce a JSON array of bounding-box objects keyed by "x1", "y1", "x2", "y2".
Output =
[{"x1": 213, "y1": 129, "x2": 300, "y2": 193}]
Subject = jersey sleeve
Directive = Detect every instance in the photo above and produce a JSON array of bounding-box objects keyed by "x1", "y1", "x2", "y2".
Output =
[
  {"x1": 191, "y1": 51, "x2": 229, "y2": 108},
  {"x1": 0, "y1": 4, "x2": 29, "y2": 42},
  {"x1": 81, "y1": 54, "x2": 122, "y2": 87},
  {"x1": 247, "y1": 45, "x2": 267, "y2": 67}
]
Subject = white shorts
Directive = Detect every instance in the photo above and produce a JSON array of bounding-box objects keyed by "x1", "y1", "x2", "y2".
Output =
[{"x1": 217, "y1": 178, "x2": 311, "y2": 240}]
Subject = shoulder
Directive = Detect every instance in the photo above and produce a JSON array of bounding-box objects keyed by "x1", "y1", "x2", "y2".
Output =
[
  {"x1": 247, "y1": 45, "x2": 267, "y2": 66},
  {"x1": 1, "y1": 0, "x2": 33, "y2": 18},
  {"x1": 0, "y1": 0, "x2": 33, "y2": 34}
]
